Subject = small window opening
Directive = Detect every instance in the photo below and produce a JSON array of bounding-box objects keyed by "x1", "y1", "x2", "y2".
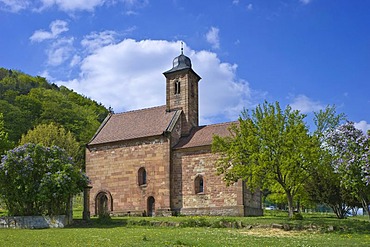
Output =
[
  {"x1": 138, "y1": 167, "x2": 147, "y2": 186},
  {"x1": 194, "y1": 175, "x2": 204, "y2": 194},
  {"x1": 174, "y1": 80, "x2": 180, "y2": 95}
]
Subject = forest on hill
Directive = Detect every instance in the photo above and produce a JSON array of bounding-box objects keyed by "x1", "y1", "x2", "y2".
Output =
[{"x1": 0, "y1": 68, "x2": 109, "y2": 166}]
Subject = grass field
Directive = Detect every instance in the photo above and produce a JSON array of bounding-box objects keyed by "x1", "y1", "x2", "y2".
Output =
[
  {"x1": 1, "y1": 210, "x2": 369, "y2": 247},
  {"x1": 1, "y1": 225, "x2": 369, "y2": 247}
]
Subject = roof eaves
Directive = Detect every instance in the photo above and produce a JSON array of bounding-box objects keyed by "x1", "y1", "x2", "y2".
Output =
[{"x1": 86, "y1": 133, "x2": 166, "y2": 147}]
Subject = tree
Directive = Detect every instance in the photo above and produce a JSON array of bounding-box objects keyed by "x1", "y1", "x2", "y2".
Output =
[
  {"x1": 325, "y1": 122, "x2": 370, "y2": 220},
  {"x1": 0, "y1": 113, "x2": 12, "y2": 155},
  {"x1": 0, "y1": 143, "x2": 89, "y2": 216},
  {"x1": 305, "y1": 106, "x2": 354, "y2": 219},
  {"x1": 20, "y1": 122, "x2": 81, "y2": 167},
  {"x1": 213, "y1": 101, "x2": 316, "y2": 218}
]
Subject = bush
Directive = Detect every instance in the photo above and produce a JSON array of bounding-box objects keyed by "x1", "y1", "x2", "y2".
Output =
[
  {"x1": 0, "y1": 143, "x2": 89, "y2": 216},
  {"x1": 292, "y1": 213, "x2": 304, "y2": 220},
  {"x1": 181, "y1": 217, "x2": 211, "y2": 227}
]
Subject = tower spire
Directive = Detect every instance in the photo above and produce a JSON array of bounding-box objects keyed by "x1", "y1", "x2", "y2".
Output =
[{"x1": 181, "y1": 42, "x2": 184, "y2": 54}]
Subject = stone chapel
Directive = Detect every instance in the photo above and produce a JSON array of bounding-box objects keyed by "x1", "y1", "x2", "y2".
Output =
[{"x1": 85, "y1": 49, "x2": 263, "y2": 217}]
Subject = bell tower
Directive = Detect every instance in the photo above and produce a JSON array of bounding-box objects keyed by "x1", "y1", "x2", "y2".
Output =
[{"x1": 163, "y1": 46, "x2": 201, "y2": 136}]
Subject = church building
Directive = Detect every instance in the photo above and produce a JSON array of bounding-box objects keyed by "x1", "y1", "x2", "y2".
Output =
[{"x1": 85, "y1": 49, "x2": 262, "y2": 217}]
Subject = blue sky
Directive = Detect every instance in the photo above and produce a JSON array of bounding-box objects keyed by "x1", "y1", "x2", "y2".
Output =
[{"x1": 1, "y1": 0, "x2": 369, "y2": 131}]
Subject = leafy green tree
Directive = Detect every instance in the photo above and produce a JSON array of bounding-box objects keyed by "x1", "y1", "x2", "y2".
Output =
[
  {"x1": 0, "y1": 143, "x2": 89, "y2": 216},
  {"x1": 305, "y1": 106, "x2": 352, "y2": 218},
  {"x1": 20, "y1": 123, "x2": 81, "y2": 167},
  {"x1": 0, "y1": 100, "x2": 32, "y2": 143},
  {"x1": 213, "y1": 101, "x2": 317, "y2": 218},
  {"x1": 0, "y1": 113, "x2": 12, "y2": 155}
]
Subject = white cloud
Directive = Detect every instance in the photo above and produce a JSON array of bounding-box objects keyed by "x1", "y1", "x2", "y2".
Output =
[
  {"x1": 47, "y1": 37, "x2": 75, "y2": 66},
  {"x1": 30, "y1": 20, "x2": 69, "y2": 42},
  {"x1": 232, "y1": 0, "x2": 239, "y2": 5},
  {"x1": 299, "y1": 0, "x2": 311, "y2": 5},
  {"x1": 247, "y1": 3, "x2": 253, "y2": 11},
  {"x1": 206, "y1": 27, "x2": 220, "y2": 49},
  {"x1": 55, "y1": 39, "x2": 258, "y2": 124},
  {"x1": 81, "y1": 31, "x2": 118, "y2": 52},
  {"x1": 354, "y1": 121, "x2": 370, "y2": 133},
  {"x1": 290, "y1": 94, "x2": 324, "y2": 113},
  {"x1": 0, "y1": 0, "x2": 30, "y2": 12},
  {"x1": 38, "y1": 0, "x2": 106, "y2": 12}
]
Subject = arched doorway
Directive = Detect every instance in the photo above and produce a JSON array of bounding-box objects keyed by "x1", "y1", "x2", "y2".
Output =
[
  {"x1": 147, "y1": 196, "x2": 155, "y2": 217},
  {"x1": 95, "y1": 191, "x2": 112, "y2": 216}
]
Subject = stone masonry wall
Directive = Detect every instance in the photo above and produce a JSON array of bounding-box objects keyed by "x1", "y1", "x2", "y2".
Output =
[
  {"x1": 171, "y1": 146, "x2": 245, "y2": 216},
  {"x1": 165, "y1": 70, "x2": 199, "y2": 136},
  {"x1": 243, "y1": 183, "x2": 263, "y2": 216},
  {"x1": 86, "y1": 135, "x2": 171, "y2": 216}
]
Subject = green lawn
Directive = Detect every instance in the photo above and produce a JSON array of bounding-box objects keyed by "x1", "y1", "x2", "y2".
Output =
[
  {"x1": 0, "y1": 225, "x2": 369, "y2": 247},
  {"x1": 1, "y1": 211, "x2": 369, "y2": 247}
]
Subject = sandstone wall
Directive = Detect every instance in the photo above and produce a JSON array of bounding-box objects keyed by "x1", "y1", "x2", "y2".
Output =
[
  {"x1": 86, "y1": 136, "x2": 171, "y2": 216},
  {"x1": 171, "y1": 147, "x2": 245, "y2": 216}
]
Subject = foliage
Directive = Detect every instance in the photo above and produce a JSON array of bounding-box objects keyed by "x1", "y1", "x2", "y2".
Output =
[
  {"x1": 291, "y1": 212, "x2": 303, "y2": 220},
  {"x1": 0, "y1": 113, "x2": 13, "y2": 155},
  {"x1": 0, "y1": 143, "x2": 89, "y2": 216},
  {"x1": 212, "y1": 101, "x2": 317, "y2": 218},
  {"x1": 325, "y1": 121, "x2": 370, "y2": 220},
  {"x1": 0, "y1": 67, "x2": 109, "y2": 166},
  {"x1": 20, "y1": 123, "x2": 81, "y2": 167},
  {"x1": 305, "y1": 106, "x2": 353, "y2": 219}
]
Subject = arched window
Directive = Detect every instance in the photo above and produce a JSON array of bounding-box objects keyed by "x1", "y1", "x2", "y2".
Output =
[
  {"x1": 138, "y1": 167, "x2": 147, "y2": 186},
  {"x1": 194, "y1": 175, "x2": 204, "y2": 194},
  {"x1": 174, "y1": 80, "x2": 180, "y2": 95}
]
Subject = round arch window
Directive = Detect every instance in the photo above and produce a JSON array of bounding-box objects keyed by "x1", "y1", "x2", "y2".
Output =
[{"x1": 138, "y1": 167, "x2": 147, "y2": 186}]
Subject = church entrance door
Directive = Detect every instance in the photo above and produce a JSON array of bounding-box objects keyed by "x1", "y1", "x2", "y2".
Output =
[
  {"x1": 147, "y1": 196, "x2": 155, "y2": 216},
  {"x1": 97, "y1": 193, "x2": 108, "y2": 216}
]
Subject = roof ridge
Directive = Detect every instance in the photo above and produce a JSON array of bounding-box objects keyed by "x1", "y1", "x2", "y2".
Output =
[{"x1": 114, "y1": 105, "x2": 166, "y2": 115}]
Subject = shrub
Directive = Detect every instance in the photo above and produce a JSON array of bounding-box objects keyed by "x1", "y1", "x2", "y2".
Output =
[
  {"x1": 292, "y1": 213, "x2": 304, "y2": 220},
  {"x1": 0, "y1": 143, "x2": 89, "y2": 216}
]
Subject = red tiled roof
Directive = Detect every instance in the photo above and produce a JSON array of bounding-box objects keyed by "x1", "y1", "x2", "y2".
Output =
[
  {"x1": 88, "y1": 105, "x2": 180, "y2": 145},
  {"x1": 174, "y1": 121, "x2": 237, "y2": 149}
]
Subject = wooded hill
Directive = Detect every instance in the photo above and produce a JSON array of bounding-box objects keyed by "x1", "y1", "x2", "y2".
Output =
[{"x1": 0, "y1": 68, "x2": 109, "y2": 165}]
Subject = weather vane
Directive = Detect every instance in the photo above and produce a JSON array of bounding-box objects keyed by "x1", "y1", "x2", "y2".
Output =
[{"x1": 181, "y1": 41, "x2": 184, "y2": 54}]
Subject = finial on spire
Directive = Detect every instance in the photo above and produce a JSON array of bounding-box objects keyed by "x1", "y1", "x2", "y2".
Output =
[{"x1": 181, "y1": 41, "x2": 184, "y2": 54}]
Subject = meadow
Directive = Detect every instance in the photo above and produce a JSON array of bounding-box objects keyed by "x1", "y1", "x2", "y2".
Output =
[{"x1": 0, "y1": 209, "x2": 369, "y2": 247}]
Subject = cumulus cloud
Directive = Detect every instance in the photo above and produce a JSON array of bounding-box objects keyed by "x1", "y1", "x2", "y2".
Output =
[
  {"x1": 0, "y1": 0, "x2": 30, "y2": 12},
  {"x1": 55, "y1": 39, "x2": 258, "y2": 124},
  {"x1": 290, "y1": 94, "x2": 324, "y2": 113},
  {"x1": 354, "y1": 120, "x2": 370, "y2": 133},
  {"x1": 30, "y1": 20, "x2": 69, "y2": 42},
  {"x1": 206, "y1": 27, "x2": 220, "y2": 49}
]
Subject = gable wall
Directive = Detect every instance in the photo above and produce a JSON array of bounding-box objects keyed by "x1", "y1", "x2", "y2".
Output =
[
  {"x1": 171, "y1": 146, "x2": 245, "y2": 216},
  {"x1": 86, "y1": 136, "x2": 171, "y2": 216}
]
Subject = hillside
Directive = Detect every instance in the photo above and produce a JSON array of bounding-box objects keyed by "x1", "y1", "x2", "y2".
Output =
[{"x1": 0, "y1": 68, "x2": 109, "y2": 164}]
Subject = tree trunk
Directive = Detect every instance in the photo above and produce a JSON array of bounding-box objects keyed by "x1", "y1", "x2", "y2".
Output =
[
  {"x1": 360, "y1": 198, "x2": 370, "y2": 221},
  {"x1": 286, "y1": 191, "x2": 294, "y2": 218}
]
